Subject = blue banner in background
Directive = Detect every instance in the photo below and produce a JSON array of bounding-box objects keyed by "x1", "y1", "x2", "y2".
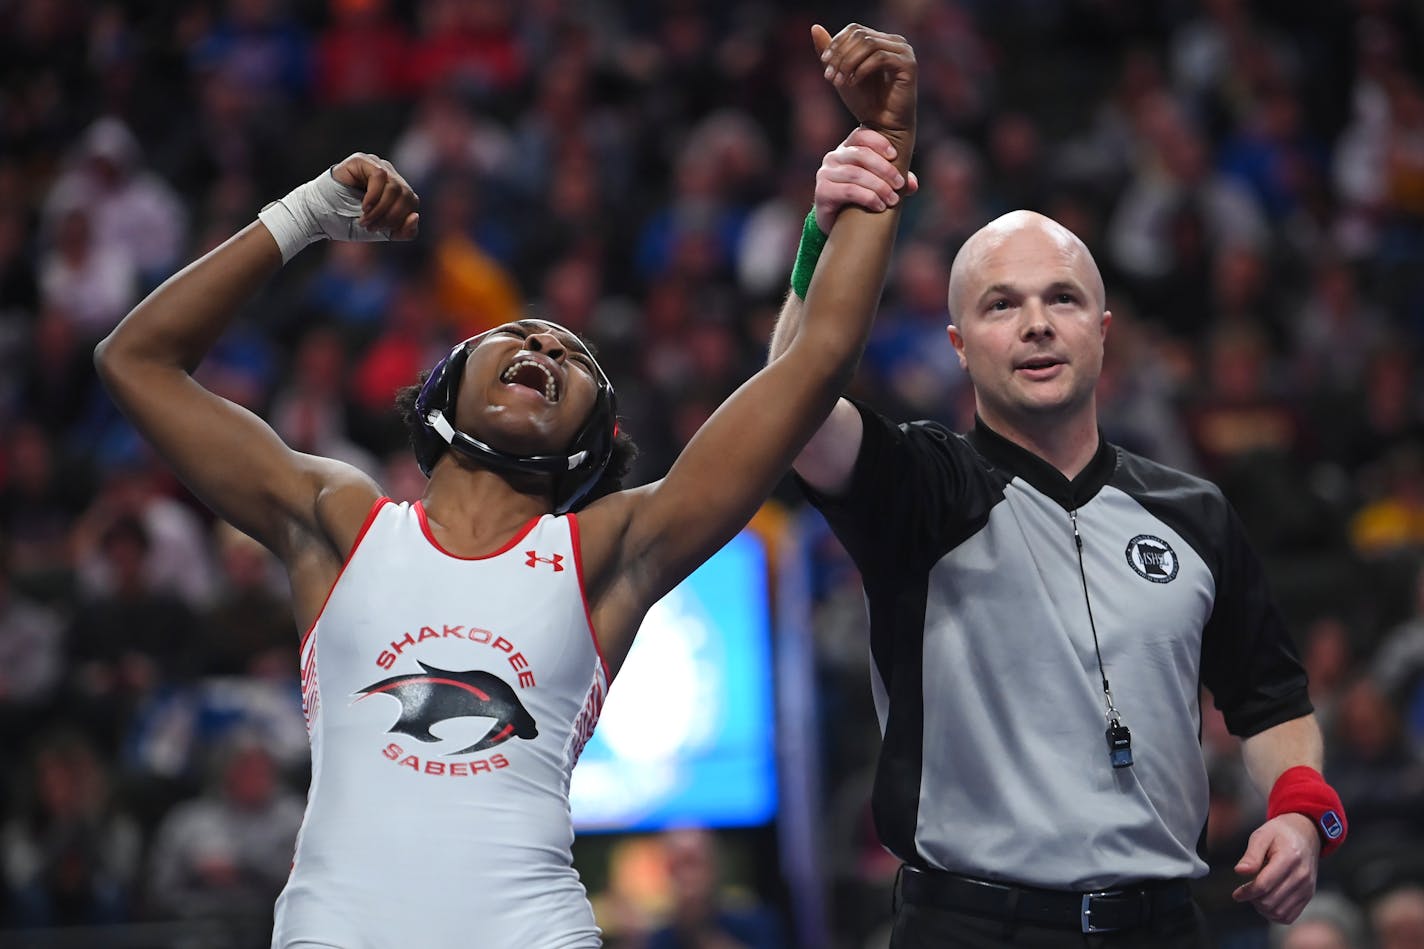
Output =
[{"x1": 571, "y1": 530, "x2": 777, "y2": 832}]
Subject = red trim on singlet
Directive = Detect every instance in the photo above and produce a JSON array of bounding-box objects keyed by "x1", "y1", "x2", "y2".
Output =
[
  {"x1": 298, "y1": 496, "x2": 392, "y2": 655},
  {"x1": 414, "y1": 501, "x2": 541, "y2": 560},
  {"x1": 566, "y1": 512, "x2": 610, "y2": 680}
]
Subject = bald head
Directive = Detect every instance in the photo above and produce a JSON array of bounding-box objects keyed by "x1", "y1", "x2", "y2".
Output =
[{"x1": 948, "y1": 211, "x2": 1106, "y2": 322}]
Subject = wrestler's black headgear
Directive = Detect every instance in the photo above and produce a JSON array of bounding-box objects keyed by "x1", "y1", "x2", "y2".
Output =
[{"x1": 412, "y1": 319, "x2": 618, "y2": 514}]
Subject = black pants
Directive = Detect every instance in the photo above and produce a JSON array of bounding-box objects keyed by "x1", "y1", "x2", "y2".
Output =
[{"x1": 889, "y1": 900, "x2": 1213, "y2": 949}]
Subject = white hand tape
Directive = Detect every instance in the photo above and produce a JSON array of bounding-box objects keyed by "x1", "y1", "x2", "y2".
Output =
[{"x1": 257, "y1": 168, "x2": 391, "y2": 264}]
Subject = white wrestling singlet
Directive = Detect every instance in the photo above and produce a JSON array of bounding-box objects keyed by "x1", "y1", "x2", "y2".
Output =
[{"x1": 272, "y1": 499, "x2": 608, "y2": 948}]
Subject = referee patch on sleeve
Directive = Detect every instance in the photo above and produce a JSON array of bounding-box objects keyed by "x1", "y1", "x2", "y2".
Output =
[{"x1": 1126, "y1": 534, "x2": 1179, "y2": 583}]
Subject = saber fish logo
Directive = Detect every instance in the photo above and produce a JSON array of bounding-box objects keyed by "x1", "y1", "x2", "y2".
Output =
[
  {"x1": 1125, "y1": 534, "x2": 1179, "y2": 583},
  {"x1": 358, "y1": 662, "x2": 538, "y2": 754}
]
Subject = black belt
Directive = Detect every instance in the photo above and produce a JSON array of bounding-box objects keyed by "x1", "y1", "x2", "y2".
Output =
[{"x1": 900, "y1": 867, "x2": 1195, "y2": 934}]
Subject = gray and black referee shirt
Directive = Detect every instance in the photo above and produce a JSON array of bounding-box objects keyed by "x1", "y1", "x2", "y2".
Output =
[{"x1": 806, "y1": 402, "x2": 1312, "y2": 891}]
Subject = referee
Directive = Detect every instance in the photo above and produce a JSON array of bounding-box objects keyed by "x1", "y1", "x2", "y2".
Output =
[{"x1": 770, "y1": 151, "x2": 1348, "y2": 947}]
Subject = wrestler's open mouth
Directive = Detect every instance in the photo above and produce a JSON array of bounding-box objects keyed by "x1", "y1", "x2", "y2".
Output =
[{"x1": 502, "y1": 357, "x2": 561, "y2": 402}]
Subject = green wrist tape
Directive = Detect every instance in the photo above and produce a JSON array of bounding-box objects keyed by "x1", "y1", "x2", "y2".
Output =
[{"x1": 790, "y1": 209, "x2": 828, "y2": 300}]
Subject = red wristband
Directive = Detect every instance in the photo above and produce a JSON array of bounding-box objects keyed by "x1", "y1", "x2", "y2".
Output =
[{"x1": 1267, "y1": 766, "x2": 1348, "y2": 856}]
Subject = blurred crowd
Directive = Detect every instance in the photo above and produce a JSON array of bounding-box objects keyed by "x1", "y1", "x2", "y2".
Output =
[{"x1": 2, "y1": 0, "x2": 1424, "y2": 946}]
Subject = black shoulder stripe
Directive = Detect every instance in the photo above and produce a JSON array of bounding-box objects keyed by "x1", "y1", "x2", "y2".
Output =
[{"x1": 1110, "y1": 448, "x2": 1311, "y2": 736}]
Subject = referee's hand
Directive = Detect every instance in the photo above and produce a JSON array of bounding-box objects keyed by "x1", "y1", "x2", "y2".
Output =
[{"x1": 1231, "y1": 812, "x2": 1321, "y2": 924}]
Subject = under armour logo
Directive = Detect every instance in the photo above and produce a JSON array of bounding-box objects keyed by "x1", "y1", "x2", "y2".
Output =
[{"x1": 525, "y1": 550, "x2": 564, "y2": 572}]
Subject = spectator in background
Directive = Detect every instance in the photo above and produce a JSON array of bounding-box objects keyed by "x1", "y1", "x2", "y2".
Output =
[
  {"x1": 1372, "y1": 562, "x2": 1424, "y2": 757},
  {"x1": 534, "y1": 253, "x2": 605, "y2": 338},
  {"x1": 171, "y1": 1, "x2": 312, "y2": 205},
  {"x1": 687, "y1": 111, "x2": 775, "y2": 210},
  {"x1": 522, "y1": 150, "x2": 626, "y2": 295},
  {"x1": 186, "y1": 0, "x2": 312, "y2": 112},
  {"x1": 389, "y1": 84, "x2": 515, "y2": 195},
  {"x1": 75, "y1": 464, "x2": 217, "y2": 608},
  {"x1": 0, "y1": 3, "x2": 87, "y2": 166},
  {"x1": 269, "y1": 325, "x2": 380, "y2": 478},
  {"x1": 311, "y1": 0, "x2": 414, "y2": 108},
  {"x1": 981, "y1": 111, "x2": 1046, "y2": 215},
  {"x1": 637, "y1": 276, "x2": 701, "y2": 403},
  {"x1": 1209, "y1": 241, "x2": 1287, "y2": 346},
  {"x1": 737, "y1": 163, "x2": 818, "y2": 301},
  {"x1": 407, "y1": 0, "x2": 526, "y2": 98},
  {"x1": 161, "y1": 60, "x2": 283, "y2": 204},
  {"x1": 1185, "y1": 320, "x2": 1338, "y2": 541},
  {"x1": 1182, "y1": 323, "x2": 1321, "y2": 550},
  {"x1": 37, "y1": 203, "x2": 138, "y2": 342},
  {"x1": 636, "y1": 139, "x2": 749, "y2": 285},
  {"x1": 1376, "y1": 75, "x2": 1424, "y2": 341},
  {"x1": 1218, "y1": 83, "x2": 1330, "y2": 227},
  {"x1": 200, "y1": 523, "x2": 295, "y2": 679},
  {"x1": 1, "y1": 731, "x2": 142, "y2": 928},
  {"x1": 66, "y1": 515, "x2": 199, "y2": 753},
  {"x1": 1325, "y1": 676, "x2": 1424, "y2": 854},
  {"x1": 13, "y1": 303, "x2": 102, "y2": 444},
  {"x1": 0, "y1": 420, "x2": 92, "y2": 596},
  {"x1": 1371, "y1": 885, "x2": 1424, "y2": 949},
  {"x1": 1383, "y1": 78, "x2": 1424, "y2": 222},
  {"x1": 1301, "y1": 617, "x2": 1362, "y2": 734},
  {"x1": 1271, "y1": 890, "x2": 1370, "y2": 949},
  {"x1": 781, "y1": 77, "x2": 858, "y2": 183},
  {"x1": 1293, "y1": 255, "x2": 1389, "y2": 406},
  {"x1": 1107, "y1": 93, "x2": 1267, "y2": 338},
  {"x1": 301, "y1": 240, "x2": 401, "y2": 346},
  {"x1": 0, "y1": 533, "x2": 66, "y2": 750},
  {"x1": 1056, "y1": 47, "x2": 1165, "y2": 199},
  {"x1": 423, "y1": 172, "x2": 524, "y2": 336},
  {"x1": 1170, "y1": 0, "x2": 1308, "y2": 143},
  {"x1": 41, "y1": 117, "x2": 188, "y2": 289},
  {"x1": 860, "y1": 239, "x2": 966, "y2": 426},
  {"x1": 903, "y1": 137, "x2": 989, "y2": 252},
  {"x1": 1350, "y1": 444, "x2": 1424, "y2": 558},
  {"x1": 193, "y1": 314, "x2": 280, "y2": 416},
  {"x1": 898, "y1": 0, "x2": 993, "y2": 140},
  {"x1": 1197, "y1": 756, "x2": 1262, "y2": 945},
  {"x1": 635, "y1": 6, "x2": 723, "y2": 132},
  {"x1": 0, "y1": 206, "x2": 39, "y2": 407},
  {"x1": 348, "y1": 278, "x2": 450, "y2": 450},
  {"x1": 1317, "y1": 346, "x2": 1424, "y2": 479},
  {"x1": 1095, "y1": 301, "x2": 1200, "y2": 473},
  {"x1": 145, "y1": 735, "x2": 304, "y2": 922},
  {"x1": 1331, "y1": 17, "x2": 1402, "y2": 257},
  {"x1": 645, "y1": 827, "x2": 784, "y2": 949},
  {"x1": 508, "y1": 46, "x2": 629, "y2": 205}
]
